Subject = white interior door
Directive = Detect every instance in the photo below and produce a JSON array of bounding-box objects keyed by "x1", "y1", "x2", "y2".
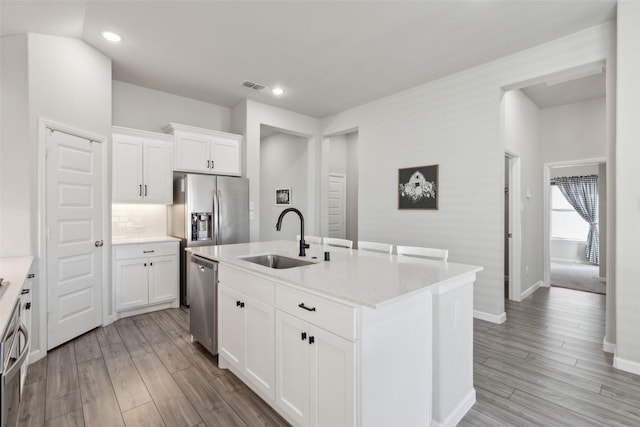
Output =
[
  {"x1": 328, "y1": 174, "x2": 346, "y2": 238},
  {"x1": 46, "y1": 128, "x2": 103, "y2": 350}
]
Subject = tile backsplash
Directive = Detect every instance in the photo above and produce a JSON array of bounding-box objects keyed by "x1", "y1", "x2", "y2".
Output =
[{"x1": 112, "y1": 204, "x2": 168, "y2": 238}]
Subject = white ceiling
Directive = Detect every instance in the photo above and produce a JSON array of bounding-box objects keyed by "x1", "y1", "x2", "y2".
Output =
[
  {"x1": 521, "y1": 72, "x2": 606, "y2": 109},
  {"x1": 0, "y1": 1, "x2": 616, "y2": 118}
]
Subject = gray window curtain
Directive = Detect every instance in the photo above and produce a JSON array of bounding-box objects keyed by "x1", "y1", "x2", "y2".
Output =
[{"x1": 551, "y1": 175, "x2": 599, "y2": 264}]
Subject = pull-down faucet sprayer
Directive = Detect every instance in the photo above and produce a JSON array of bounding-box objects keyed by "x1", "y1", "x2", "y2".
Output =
[{"x1": 276, "y1": 208, "x2": 309, "y2": 257}]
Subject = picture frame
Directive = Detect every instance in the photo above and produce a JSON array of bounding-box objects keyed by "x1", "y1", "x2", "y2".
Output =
[
  {"x1": 398, "y1": 164, "x2": 439, "y2": 210},
  {"x1": 275, "y1": 188, "x2": 292, "y2": 206}
]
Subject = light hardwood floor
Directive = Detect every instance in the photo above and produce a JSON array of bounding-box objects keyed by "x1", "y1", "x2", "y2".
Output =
[{"x1": 18, "y1": 287, "x2": 640, "y2": 426}]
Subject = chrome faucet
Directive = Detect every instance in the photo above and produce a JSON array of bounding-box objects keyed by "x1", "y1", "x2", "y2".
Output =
[{"x1": 276, "y1": 208, "x2": 309, "y2": 257}]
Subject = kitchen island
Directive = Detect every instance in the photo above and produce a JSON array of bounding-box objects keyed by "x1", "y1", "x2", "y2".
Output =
[{"x1": 188, "y1": 240, "x2": 482, "y2": 427}]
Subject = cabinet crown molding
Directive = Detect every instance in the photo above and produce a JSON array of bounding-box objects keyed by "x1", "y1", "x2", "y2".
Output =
[
  {"x1": 112, "y1": 126, "x2": 173, "y2": 142},
  {"x1": 163, "y1": 123, "x2": 242, "y2": 140}
]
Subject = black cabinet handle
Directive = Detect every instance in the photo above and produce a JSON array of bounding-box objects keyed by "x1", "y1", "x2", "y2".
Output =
[
  {"x1": 150, "y1": 262, "x2": 153, "y2": 266},
  {"x1": 309, "y1": 336, "x2": 315, "y2": 345},
  {"x1": 298, "y1": 303, "x2": 316, "y2": 312},
  {"x1": 240, "y1": 302, "x2": 245, "y2": 308},
  {"x1": 144, "y1": 263, "x2": 147, "y2": 267},
  {"x1": 27, "y1": 274, "x2": 35, "y2": 279},
  {"x1": 25, "y1": 302, "x2": 31, "y2": 310},
  {"x1": 236, "y1": 300, "x2": 241, "y2": 307},
  {"x1": 211, "y1": 160, "x2": 215, "y2": 169},
  {"x1": 144, "y1": 184, "x2": 148, "y2": 196},
  {"x1": 236, "y1": 301, "x2": 245, "y2": 308},
  {"x1": 139, "y1": 184, "x2": 142, "y2": 196},
  {"x1": 301, "y1": 332, "x2": 307, "y2": 341},
  {"x1": 207, "y1": 160, "x2": 210, "y2": 169},
  {"x1": 21, "y1": 289, "x2": 30, "y2": 294},
  {"x1": 143, "y1": 250, "x2": 155, "y2": 253}
]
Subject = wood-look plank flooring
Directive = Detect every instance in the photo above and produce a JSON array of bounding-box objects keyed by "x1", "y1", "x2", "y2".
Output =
[
  {"x1": 460, "y1": 286, "x2": 640, "y2": 427},
  {"x1": 18, "y1": 287, "x2": 640, "y2": 426},
  {"x1": 18, "y1": 308, "x2": 289, "y2": 427}
]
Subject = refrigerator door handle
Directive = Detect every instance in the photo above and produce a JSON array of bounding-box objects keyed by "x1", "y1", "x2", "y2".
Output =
[{"x1": 213, "y1": 189, "x2": 220, "y2": 244}]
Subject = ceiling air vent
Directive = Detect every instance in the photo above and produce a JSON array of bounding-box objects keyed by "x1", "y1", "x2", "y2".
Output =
[{"x1": 242, "y1": 80, "x2": 266, "y2": 91}]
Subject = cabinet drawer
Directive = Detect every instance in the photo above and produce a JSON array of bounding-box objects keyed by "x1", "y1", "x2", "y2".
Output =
[
  {"x1": 218, "y1": 265, "x2": 275, "y2": 306},
  {"x1": 115, "y1": 242, "x2": 178, "y2": 260},
  {"x1": 276, "y1": 285, "x2": 356, "y2": 341}
]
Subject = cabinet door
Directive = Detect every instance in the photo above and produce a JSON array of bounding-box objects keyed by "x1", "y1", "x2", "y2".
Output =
[
  {"x1": 115, "y1": 258, "x2": 149, "y2": 310},
  {"x1": 309, "y1": 326, "x2": 355, "y2": 427},
  {"x1": 148, "y1": 255, "x2": 178, "y2": 304},
  {"x1": 174, "y1": 133, "x2": 211, "y2": 173},
  {"x1": 143, "y1": 140, "x2": 173, "y2": 204},
  {"x1": 219, "y1": 285, "x2": 245, "y2": 371},
  {"x1": 210, "y1": 137, "x2": 240, "y2": 176},
  {"x1": 275, "y1": 310, "x2": 310, "y2": 427},
  {"x1": 245, "y1": 297, "x2": 275, "y2": 399},
  {"x1": 113, "y1": 136, "x2": 143, "y2": 202}
]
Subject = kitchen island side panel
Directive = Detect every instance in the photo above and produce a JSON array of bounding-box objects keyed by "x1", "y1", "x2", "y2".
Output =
[{"x1": 359, "y1": 289, "x2": 432, "y2": 427}]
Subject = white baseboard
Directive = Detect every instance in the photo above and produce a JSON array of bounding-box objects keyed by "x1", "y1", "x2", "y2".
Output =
[
  {"x1": 520, "y1": 280, "x2": 543, "y2": 301},
  {"x1": 432, "y1": 388, "x2": 476, "y2": 427},
  {"x1": 602, "y1": 338, "x2": 616, "y2": 354},
  {"x1": 28, "y1": 348, "x2": 45, "y2": 364},
  {"x1": 614, "y1": 355, "x2": 640, "y2": 376},
  {"x1": 474, "y1": 310, "x2": 506, "y2": 324}
]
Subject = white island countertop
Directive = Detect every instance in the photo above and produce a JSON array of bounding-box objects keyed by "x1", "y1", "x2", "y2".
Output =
[{"x1": 188, "y1": 240, "x2": 482, "y2": 308}]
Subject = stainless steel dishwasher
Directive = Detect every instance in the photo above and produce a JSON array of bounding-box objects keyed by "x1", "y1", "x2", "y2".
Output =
[{"x1": 189, "y1": 254, "x2": 217, "y2": 355}]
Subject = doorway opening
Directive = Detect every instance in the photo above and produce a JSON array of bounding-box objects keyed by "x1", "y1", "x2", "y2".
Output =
[
  {"x1": 545, "y1": 161, "x2": 606, "y2": 295},
  {"x1": 504, "y1": 151, "x2": 521, "y2": 302},
  {"x1": 259, "y1": 124, "x2": 310, "y2": 242},
  {"x1": 326, "y1": 131, "x2": 358, "y2": 245}
]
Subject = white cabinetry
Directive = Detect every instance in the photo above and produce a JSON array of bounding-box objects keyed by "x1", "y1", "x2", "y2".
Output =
[
  {"x1": 113, "y1": 241, "x2": 179, "y2": 316},
  {"x1": 218, "y1": 267, "x2": 275, "y2": 400},
  {"x1": 112, "y1": 127, "x2": 173, "y2": 204},
  {"x1": 275, "y1": 289, "x2": 355, "y2": 427},
  {"x1": 20, "y1": 266, "x2": 35, "y2": 389},
  {"x1": 163, "y1": 123, "x2": 241, "y2": 176}
]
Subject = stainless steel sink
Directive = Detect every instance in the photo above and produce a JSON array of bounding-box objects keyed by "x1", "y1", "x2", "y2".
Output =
[{"x1": 238, "y1": 254, "x2": 316, "y2": 269}]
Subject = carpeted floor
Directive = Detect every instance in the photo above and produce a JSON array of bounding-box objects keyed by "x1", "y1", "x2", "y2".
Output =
[{"x1": 550, "y1": 260, "x2": 605, "y2": 294}]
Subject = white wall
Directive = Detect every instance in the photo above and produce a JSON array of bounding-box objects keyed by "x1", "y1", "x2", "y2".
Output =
[
  {"x1": 504, "y1": 90, "x2": 544, "y2": 296},
  {"x1": 615, "y1": 2, "x2": 640, "y2": 374},
  {"x1": 259, "y1": 132, "x2": 308, "y2": 241},
  {"x1": 329, "y1": 135, "x2": 348, "y2": 174},
  {"x1": 240, "y1": 100, "x2": 320, "y2": 242},
  {"x1": 112, "y1": 80, "x2": 231, "y2": 133},
  {"x1": 541, "y1": 97, "x2": 606, "y2": 163},
  {"x1": 0, "y1": 35, "x2": 29, "y2": 257},
  {"x1": 0, "y1": 33, "x2": 112, "y2": 360},
  {"x1": 320, "y1": 22, "x2": 614, "y2": 321}
]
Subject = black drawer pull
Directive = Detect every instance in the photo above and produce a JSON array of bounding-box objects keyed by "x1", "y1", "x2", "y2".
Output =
[
  {"x1": 301, "y1": 332, "x2": 307, "y2": 341},
  {"x1": 27, "y1": 274, "x2": 35, "y2": 279},
  {"x1": 298, "y1": 303, "x2": 316, "y2": 312},
  {"x1": 309, "y1": 336, "x2": 315, "y2": 345}
]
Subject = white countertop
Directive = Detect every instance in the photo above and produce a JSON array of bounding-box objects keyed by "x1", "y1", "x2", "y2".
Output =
[
  {"x1": 0, "y1": 256, "x2": 34, "y2": 335},
  {"x1": 188, "y1": 241, "x2": 482, "y2": 308},
  {"x1": 112, "y1": 236, "x2": 181, "y2": 246}
]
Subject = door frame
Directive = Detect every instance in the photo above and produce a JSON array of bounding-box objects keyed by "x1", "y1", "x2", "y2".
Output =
[
  {"x1": 36, "y1": 118, "x2": 111, "y2": 360},
  {"x1": 505, "y1": 150, "x2": 522, "y2": 302},
  {"x1": 542, "y1": 157, "x2": 606, "y2": 288},
  {"x1": 328, "y1": 173, "x2": 347, "y2": 239}
]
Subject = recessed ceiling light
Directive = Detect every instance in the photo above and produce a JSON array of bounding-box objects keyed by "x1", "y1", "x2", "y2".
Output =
[
  {"x1": 101, "y1": 31, "x2": 122, "y2": 43},
  {"x1": 272, "y1": 87, "x2": 284, "y2": 96}
]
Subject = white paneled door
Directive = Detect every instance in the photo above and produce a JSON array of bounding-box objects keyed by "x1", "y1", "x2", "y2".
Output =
[
  {"x1": 328, "y1": 174, "x2": 346, "y2": 239},
  {"x1": 46, "y1": 128, "x2": 103, "y2": 350}
]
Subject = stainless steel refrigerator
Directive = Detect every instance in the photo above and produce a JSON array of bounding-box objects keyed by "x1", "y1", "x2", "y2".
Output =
[{"x1": 169, "y1": 173, "x2": 249, "y2": 305}]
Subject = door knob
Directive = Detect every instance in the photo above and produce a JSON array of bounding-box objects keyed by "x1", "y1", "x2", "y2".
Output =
[{"x1": 95, "y1": 240, "x2": 104, "y2": 247}]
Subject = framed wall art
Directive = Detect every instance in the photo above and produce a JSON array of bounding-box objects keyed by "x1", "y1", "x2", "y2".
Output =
[
  {"x1": 398, "y1": 164, "x2": 439, "y2": 210},
  {"x1": 275, "y1": 188, "x2": 292, "y2": 206}
]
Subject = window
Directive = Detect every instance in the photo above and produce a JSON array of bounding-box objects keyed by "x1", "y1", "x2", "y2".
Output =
[{"x1": 550, "y1": 185, "x2": 589, "y2": 240}]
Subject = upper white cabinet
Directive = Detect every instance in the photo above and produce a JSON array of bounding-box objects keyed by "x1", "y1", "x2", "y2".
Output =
[
  {"x1": 112, "y1": 127, "x2": 173, "y2": 204},
  {"x1": 163, "y1": 123, "x2": 242, "y2": 176}
]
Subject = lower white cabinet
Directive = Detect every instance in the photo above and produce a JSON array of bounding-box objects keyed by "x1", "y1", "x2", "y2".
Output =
[
  {"x1": 275, "y1": 310, "x2": 355, "y2": 427},
  {"x1": 219, "y1": 284, "x2": 275, "y2": 399},
  {"x1": 113, "y1": 241, "x2": 179, "y2": 314}
]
